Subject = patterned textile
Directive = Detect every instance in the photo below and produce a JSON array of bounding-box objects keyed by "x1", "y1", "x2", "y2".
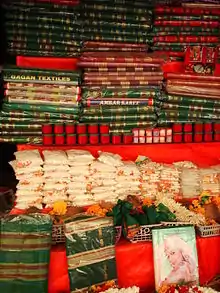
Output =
[
  {"x1": 0, "y1": 214, "x2": 52, "y2": 293},
  {"x1": 65, "y1": 214, "x2": 117, "y2": 293}
]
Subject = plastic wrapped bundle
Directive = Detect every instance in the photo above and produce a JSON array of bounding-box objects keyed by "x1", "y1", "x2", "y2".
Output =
[
  {"x1": 9, "y1": 150, "x2": 44, "y2": 209},
  {"x1": 42, "y1": 150, "x2": 69, "y2": 207},
  {"x1": 0, "y1": 214, "x2": 52, "y2": 293},
  {"x1": 159, "y1": 164, "x2": 181, "y2": 197},
  {"x1": 199, "y1": 167, "x2": 220, "y2": 196},
  {"x1": 174, "y1": 161, "x2": 200, "y2": 198},
  {"x1": 90, "y1": 161, "x2": 118, "y2": 203},
  {"x1": 138, "y1": 160, "x2": 161, "y2": 199},
  {"x1": 64, "y1": 214, "x2": 116, "y2": 292},
  {"x1": 116, "y1": 162, "x2": 141, "y2": 199},
  {"x1": 66, "y1": 150, "x2": 95, "y2": 206}
]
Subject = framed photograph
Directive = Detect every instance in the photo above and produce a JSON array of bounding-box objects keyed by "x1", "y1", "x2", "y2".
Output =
[{"x1": 152, "y1": 226, "x2": 199, "y2": 290}]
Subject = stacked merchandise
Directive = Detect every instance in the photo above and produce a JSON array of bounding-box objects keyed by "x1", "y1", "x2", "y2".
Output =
[
  {"x1": 2, "y1": 0, "x2": 82, "y2": 57},
  {"x1": 79, "y1": 52, "x2": 165, "y2": 135},
  {"x1": 116, "y1": 162, "x2": 141, "y2": 199},
  {"x1": 89, "y1": 152, "x2": 124, "y2": 204},
  {"x1": 0, "y1": 214, "x2": 52, "y2": 293},
  {"x1": 132, "y1": 127, "x2": 173, "y2": 144},
  {"x1": 64, "y1": 214, "x2": 117, "y2": 292},
  {"x1": 0, "y1": 66, "x2": 81, "y2": 144},
  {"x1": 156, "y1": 72, "x2": 220, "y2": 127},
  {"x1": 42, "y1": 150, "x2": 69, "y2": 207},
  {"x1": 9, "y1": 149, "x2": 220, "y2": 207},
  {"x1": 138, "y1": 159, "x2": 161, "y2": 199},
  {"x1": 80, "y1": 1, "x2": 153, "y2": 45},
  {"x1": 66, "y1": 149, "x2": 95, "y2": 207},
  {"x1": 152, "y1": 4, "x2": 220, "y2": 59},
  {"x1": 174, "y1": 161, "x2": 201, "y2": 198},
  {"x1": 9, "y1": 150, "x2": 44, "y2": 209},
  {"x1": 199, "y1": 166, "x2": 220, "y2": 196},
  {"x1": 159, "y1": 164, "x2": 181, "y2": 197}
]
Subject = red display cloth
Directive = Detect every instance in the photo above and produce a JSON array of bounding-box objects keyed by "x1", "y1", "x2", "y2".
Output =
[
  {"x1": 17, "y1": 143, "x2": 220, "y2": 167},
  {"x1": 17, "y1": 143, "x2": 220, "y2": 292},
  {"x1": 48, "y1": 237, "x2": 220, "y2": 293},
  {"x1": 16, "y1": 57, "x2": 78, "y2": 70}
]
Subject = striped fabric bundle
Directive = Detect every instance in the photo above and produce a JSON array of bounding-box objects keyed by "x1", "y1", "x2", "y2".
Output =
[
  {"x1": 0, "y1": 66, "x2": 81, "y2": 143},
  {"x1": 78, "y1": 51, "x2": 165, "y2": 134},
  {"x1": 2, "y1": 0, "x2": 82, "y2": 57},
  {"x1": 65, "y1": 214, "x2": 117, "y2": 292},
  {"x1": 152, "y1": 4, "x2": 220, "y2": 58},
  {"x1": 80, "y1": 0, "x2": 153, "y2": 45},
  {"x1": 0, "y1": 214, "x2": 52, "y2": 293},
  {"x1": 156, "y1": 72, "x2": 220, "y2": 125}
]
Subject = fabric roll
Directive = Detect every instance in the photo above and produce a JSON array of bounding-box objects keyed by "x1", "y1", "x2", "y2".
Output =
[
  {"x1": 2, "y1": 102, "x2": 80, "y2": 114},
  {"x1": 0, "y1": 110, "x2": 78, "y2": 120},
  {"x1": 0, "y1": 136, "x2": 43, "y2": 144},
  {"x1": 83, "y1": 106, "x2": 155, "y2": 115},
  {"x1": 82, "y1": 98, "x2": 155, "y2": 107},
  {"x1": 109, "y1": 121, "x2": 156, "y2": 128},
  {"x1": 80, "y1": 113, "x2": 157, "y2": 122},
  {"x1": 158, "y1": 94, "x2": 220, "y2": 108}
]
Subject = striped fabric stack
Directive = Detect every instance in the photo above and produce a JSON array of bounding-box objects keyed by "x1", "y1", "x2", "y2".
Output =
[
  {"x1": 2, "y1": 0, "x2": 82, "y2": 57},
  {"x1": 78, "y1": 51, "x2": 165, "y2": 135},
  {"x1": 0, "y1": 66, "x2": 81, "y2": 144},
  {"x1": 156, "y1": 72, "x2": 220, "y2": 126},
  {"x1": 80, "y1": 0, "x2": 153, "y2": 46},
  {"x1": 152, "y1": 3, "x2": 220, "y2": 59},
  {"x1": 0, "y1": 214, "x2": 52, "y2": 293}
]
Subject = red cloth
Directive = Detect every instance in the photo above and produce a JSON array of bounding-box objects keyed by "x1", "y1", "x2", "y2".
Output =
[
  {"x1": 16, "y1": 57, "x2": 78, "y2": 70},
  {"x1": 48, "y1": 237, "x2": 220, "y2": 293}
]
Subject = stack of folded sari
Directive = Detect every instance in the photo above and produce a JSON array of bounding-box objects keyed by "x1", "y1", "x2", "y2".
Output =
[
  {"x1": 80, "y1": 0, "x2": 153, "y2": 45},
  {"x1": 152, "y1": 3, "x2": 220, "y2": 58},
  {"x1": 156, "y1": 72, "x2": 220, "y2": 126},
  {"x1": 78, "y1": 51, "x2": 165, "y2": 134},
  {"x1": 0, "y1": 66, "x2": 81, "y2": 143},
  {"x1": 2, "y1": 0, "x2": 82, "y2": 57}
]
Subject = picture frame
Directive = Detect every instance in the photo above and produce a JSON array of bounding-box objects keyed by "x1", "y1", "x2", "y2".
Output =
[{"x1": 152, "y1": 226, "x2": 199, "y2": 290}]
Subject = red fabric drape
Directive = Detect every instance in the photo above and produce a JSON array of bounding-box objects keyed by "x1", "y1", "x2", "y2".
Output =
[{"x1": 16, "y1": 57, "x2": 78, "y2": 70}]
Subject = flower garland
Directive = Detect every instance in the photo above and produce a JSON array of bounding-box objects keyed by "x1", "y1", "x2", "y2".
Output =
[
  {"x1": 158, "y1": 284, "x2": 219, "y2": 293},
  {"x1": 189, "y1": 193, "x2": 220, "y2": 225},
  {"x1": 155, "y1": 194, "x2": 206, "y2": 225},
  {"x1": 88, "y1": 281, "x2": 116, "y2": 293},
  {"x1": 88, "y1": 282, "x2": 139, "y2": 293}
]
